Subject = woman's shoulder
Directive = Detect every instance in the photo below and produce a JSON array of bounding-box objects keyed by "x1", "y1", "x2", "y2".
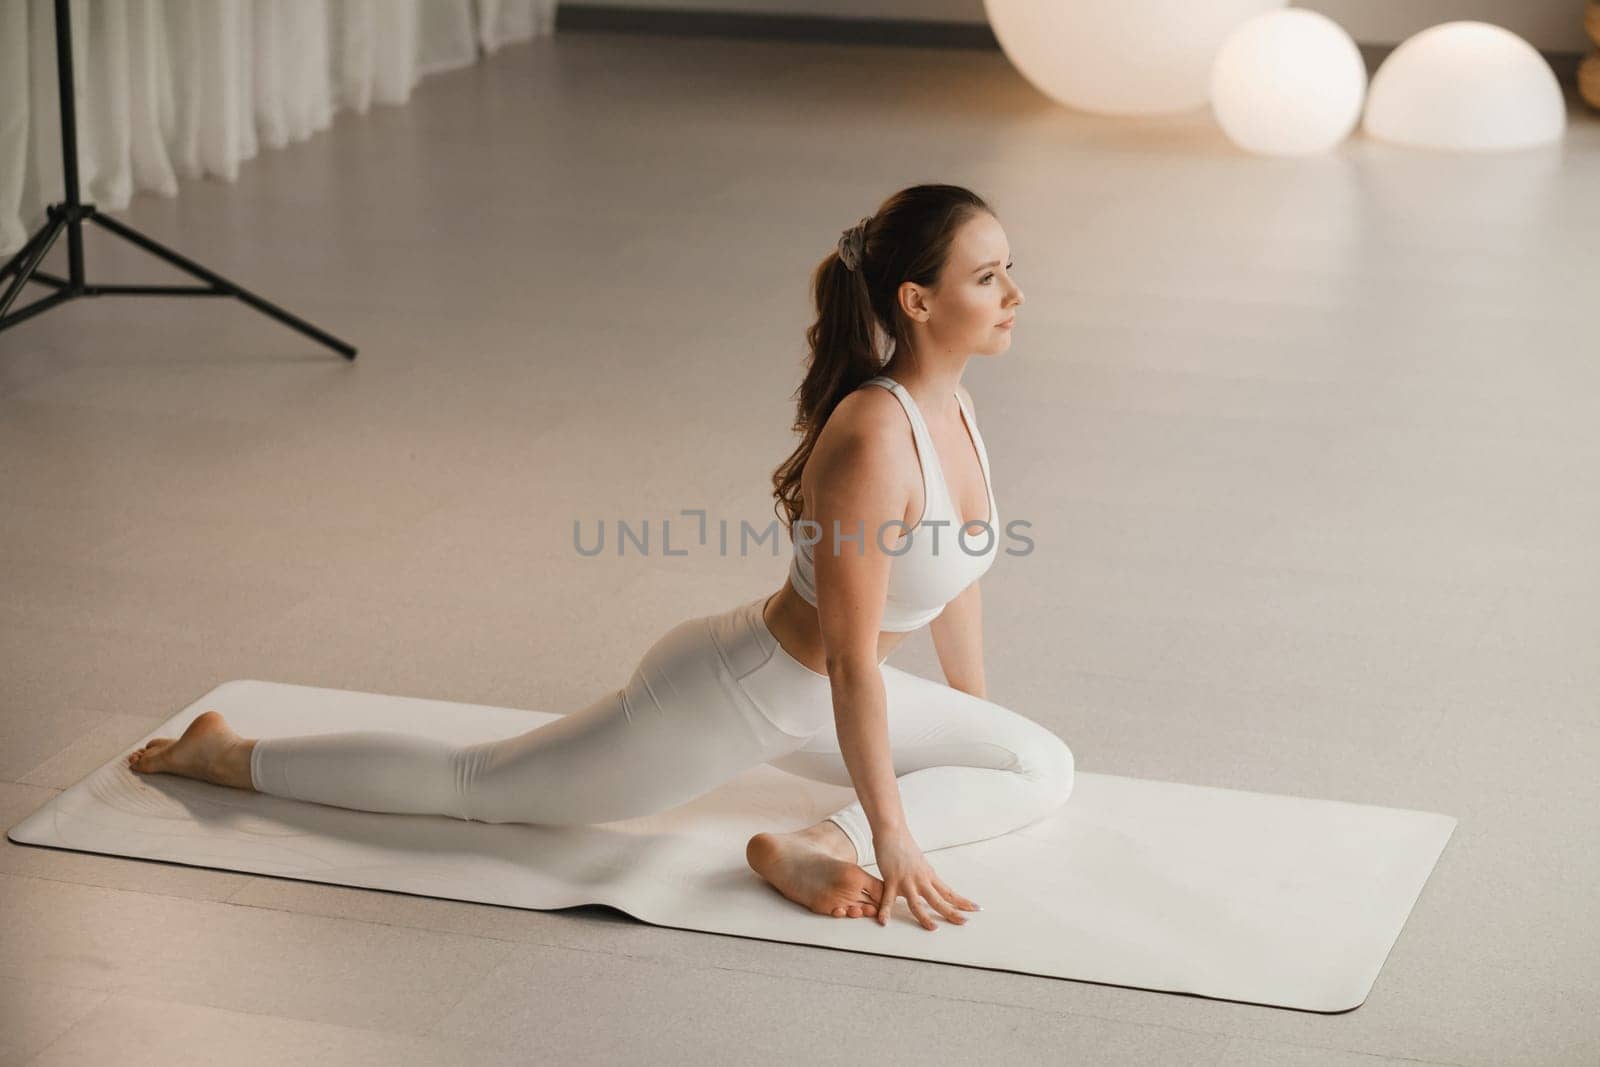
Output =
[
  {"x1": 806, "y1": 383, "x2": 915, "y2": 488},
  {"x1": 806, "y1": 385, "x2": 917, "y2": 515},
  {"x1": 818, "y1": 381, "x2": 906, "y2": 449}
]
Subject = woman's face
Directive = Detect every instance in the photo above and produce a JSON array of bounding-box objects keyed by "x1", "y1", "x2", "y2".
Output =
[{"x1": 905, "y1": 212, "x2": 1023, "y2": 357}]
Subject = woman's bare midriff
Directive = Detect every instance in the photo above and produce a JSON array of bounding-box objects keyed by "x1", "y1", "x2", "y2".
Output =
[{"x1": 761, "y1": 579, "x2": 911, "y2": 677}]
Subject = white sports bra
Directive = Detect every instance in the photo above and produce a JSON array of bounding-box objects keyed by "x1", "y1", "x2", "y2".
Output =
[{"x1": 787, "y1": 375, "x2": 1000, "y2": 632}]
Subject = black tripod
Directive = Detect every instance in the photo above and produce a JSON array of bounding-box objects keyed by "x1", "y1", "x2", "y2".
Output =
[{"x1": 0, "y1": 0, "x2": 356, "y2": 359}]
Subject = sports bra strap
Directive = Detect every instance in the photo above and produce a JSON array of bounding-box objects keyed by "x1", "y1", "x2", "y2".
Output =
[{"x1": 863, "y1": 376, "x2": 933, "y2": 437}]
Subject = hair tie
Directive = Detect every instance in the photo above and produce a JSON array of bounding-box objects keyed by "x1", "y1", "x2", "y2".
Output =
[{"x1": 836, "y1": 216, "x2": 870, "y2": 272}]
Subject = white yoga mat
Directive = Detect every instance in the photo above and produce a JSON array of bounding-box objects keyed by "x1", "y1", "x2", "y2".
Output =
[{"x1": 7, "y1": 679, "x2": 1455, "y2": 1012}]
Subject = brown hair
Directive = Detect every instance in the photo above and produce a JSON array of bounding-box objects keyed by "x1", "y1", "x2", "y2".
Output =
[{"x1": 770, "y1": 183, "x2": 993, "y2": 530}]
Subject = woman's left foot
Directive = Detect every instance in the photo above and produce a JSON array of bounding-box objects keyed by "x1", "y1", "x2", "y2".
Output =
[
  {"x1": 126, "y1": 710, "x2": 252, "y2": 789},
  {"x1": 746, "y1": 827, "x2": 883, "y2": 920}
]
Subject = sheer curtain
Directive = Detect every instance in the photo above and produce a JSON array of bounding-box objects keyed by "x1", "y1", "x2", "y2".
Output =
[{"x1": 0, "y1": 0, "x2": 557, "y2": 256}]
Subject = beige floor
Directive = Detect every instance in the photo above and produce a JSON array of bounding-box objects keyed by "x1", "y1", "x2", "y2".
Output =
[{"x1": 3, "y1": 27, "x2": 1598, "y2": 1067}]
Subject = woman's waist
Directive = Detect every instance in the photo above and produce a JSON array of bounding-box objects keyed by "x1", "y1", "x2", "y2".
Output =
[{"x1": 763, "y1": 581, "x2": 905, "y2": 675}]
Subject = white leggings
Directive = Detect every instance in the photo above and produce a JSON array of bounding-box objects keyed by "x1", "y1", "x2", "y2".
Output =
[{"x1": 250, "y1": 593, "x2": 1076, "y2": 868}]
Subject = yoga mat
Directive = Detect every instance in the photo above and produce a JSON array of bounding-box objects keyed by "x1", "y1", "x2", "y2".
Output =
[{"x1": 7, "y1": 679, "x2": 1455, "y2": 1012}]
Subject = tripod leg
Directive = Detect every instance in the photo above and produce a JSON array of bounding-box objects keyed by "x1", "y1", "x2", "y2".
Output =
[
  {"x1": 87, "y1": 212, "x2": 358, "y2": 360},
  {"x1": 2, "y1": 240, "x2": 33, "y2": 284},
  {"x1": 0, "y1": 213, "x2": 69, "y2": 322},
  {"x1": 1, "y1": 214, "x2": 60, "y2": 283}
]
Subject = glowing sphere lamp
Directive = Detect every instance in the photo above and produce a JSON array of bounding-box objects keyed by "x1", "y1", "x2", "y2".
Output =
[
  {"x1": 1364, "y1": 21, "x2": 1566, "y2": 151},
  {"x1": 1210, "y1": 10, "x2": 1367, "y2": 155},
  {"x1": 985, "y1": 0, "x2": 1288, "y2": 115}
]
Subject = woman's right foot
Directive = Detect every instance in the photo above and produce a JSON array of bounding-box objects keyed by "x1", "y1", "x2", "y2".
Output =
[{"x1": 746, "y1": 828, "x2": 882, "y2": 919}]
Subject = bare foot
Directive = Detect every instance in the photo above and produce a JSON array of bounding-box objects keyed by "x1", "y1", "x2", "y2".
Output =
[
  {"x1": 126, "y1": 710, "x2": 254, "y2": 790},
  {"x1": 746, "y1": 826, "x2": 883, "y2": 920}
]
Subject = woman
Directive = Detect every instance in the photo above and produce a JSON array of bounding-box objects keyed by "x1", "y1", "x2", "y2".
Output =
[{"x1": 127, "y1": 183, "x2": 1075, "y2": 933}]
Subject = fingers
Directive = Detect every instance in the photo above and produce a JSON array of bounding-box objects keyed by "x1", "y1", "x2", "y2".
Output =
[
  {"x1": 882, "y1": 879, "x2": 939, "y2": 931},
  {"x1": 925, "y1": 884, "x2": 967, "y2": 926},
  {"x1": 876, "y1": 879, "x2": 977, "y2": 930},
  {"x1": 910, "y1": 880, "x2": 966, "y2": 928},
  {"x1": 935, "y1": 879, "x2": 980, "y2": 913}
]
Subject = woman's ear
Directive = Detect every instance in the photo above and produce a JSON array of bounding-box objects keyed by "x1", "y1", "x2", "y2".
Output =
[{"x1": 898, "y1": 281, "x2": 930, "y2": 323}]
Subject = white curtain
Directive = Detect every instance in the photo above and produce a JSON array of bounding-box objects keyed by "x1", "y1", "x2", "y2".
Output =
[{"x1": 0, "y1": 0, "x2": 557, "y2": 257}]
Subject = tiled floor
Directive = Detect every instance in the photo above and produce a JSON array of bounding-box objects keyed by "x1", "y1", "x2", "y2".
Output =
[{"x1": 3, "y1": 28, "x2": 1597, "y2": 1066}]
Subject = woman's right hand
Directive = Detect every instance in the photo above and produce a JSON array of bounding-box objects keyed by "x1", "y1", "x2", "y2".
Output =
[{"x1": 871, "y1": 830, "x2": 980, "y2": 930}]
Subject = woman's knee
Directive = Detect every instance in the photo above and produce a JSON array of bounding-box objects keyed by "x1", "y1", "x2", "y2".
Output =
[
  {"x1": 1054, "y1": 736, "x2": 1077, "y2": 806},
  {"x1": 1022, "y1": 729, "x2": 1076, "y2": 809}
]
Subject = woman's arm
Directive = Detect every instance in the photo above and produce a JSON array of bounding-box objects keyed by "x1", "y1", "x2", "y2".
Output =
[
  {"x1": 810, "y1": 389, "x2": 981, "y2": 929},
  {"x1": 809, "y1": 394, "x2": 913, "y2": 841},
  {"x1": 929, "y1": 580, "x2": 986, "y2": 699}
]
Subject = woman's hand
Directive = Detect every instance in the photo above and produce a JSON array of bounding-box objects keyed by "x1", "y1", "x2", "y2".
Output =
[{"x1": 872, "y1": 830, "x2": 980, "y2": 930}]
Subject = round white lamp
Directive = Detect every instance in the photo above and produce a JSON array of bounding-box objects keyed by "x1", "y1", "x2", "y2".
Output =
[
  {"x1": 1210, "y1": 10, "x2": 1367, "y2": 156},
  {"x1": 1363, "y1": 21, "x2": 1566, "y2": 151},
  {"x1": 984, "y1": 0, "x2": 1287, "y2": 116}
]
